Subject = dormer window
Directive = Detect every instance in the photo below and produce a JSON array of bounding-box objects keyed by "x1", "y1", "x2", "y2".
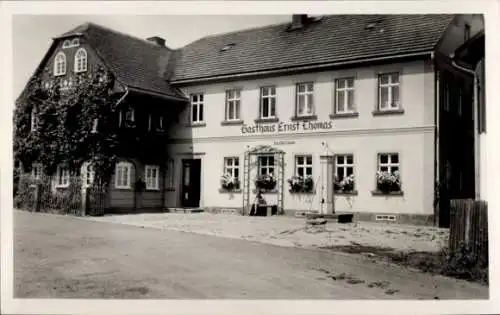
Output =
[
  {"x1": 74, "y1": 48, "x2": 88, "y2": 73},
  {"x1": 62, "y1": 40, "x2": 71, "y2": 49},
  {"x1": 54, "y1": 52, "x2": 66, "y2": 76},
  {"x1": 71, "y1": 38, "x2": 80, "y2": 47}
]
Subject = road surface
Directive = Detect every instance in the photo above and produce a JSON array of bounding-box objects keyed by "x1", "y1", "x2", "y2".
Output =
[{"x1": 14, "y1": 211, "x2": 488, "y2": 299}]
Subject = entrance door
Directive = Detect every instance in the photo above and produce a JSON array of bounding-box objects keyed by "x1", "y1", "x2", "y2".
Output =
[{"x1": 181, "y1": 159, "x2": 201, "y2": 208}]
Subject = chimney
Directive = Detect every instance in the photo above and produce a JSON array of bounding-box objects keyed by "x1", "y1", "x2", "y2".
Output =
[
  {"x1": 146, "y1": 36, "x2": 166, "y2": 47},
  {"x1": 290, "y1": 14, "x2": 309, "y2": 30}
]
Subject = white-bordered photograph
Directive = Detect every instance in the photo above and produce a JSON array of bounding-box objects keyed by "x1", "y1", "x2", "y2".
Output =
[{"x1": 1, "y1": 1, "x2": 499, "y2": 314}]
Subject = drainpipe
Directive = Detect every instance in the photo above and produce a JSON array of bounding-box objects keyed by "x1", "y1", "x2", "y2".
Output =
[{"x1": 451, "y1": 60, "x2": 476, "y2": 76}]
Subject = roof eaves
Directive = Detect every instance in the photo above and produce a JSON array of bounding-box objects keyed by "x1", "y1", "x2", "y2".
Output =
[
  {"x1": 127, "y1": 86, "x2": 188, "y2": 102},
  {"x1": 171, "y1": 50, "x2": 433, "y2": 85}
]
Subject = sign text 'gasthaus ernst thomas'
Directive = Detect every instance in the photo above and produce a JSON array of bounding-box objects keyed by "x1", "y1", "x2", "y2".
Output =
[{"x1": 241, "y1": 121, "x2": 333, "y2": 134}]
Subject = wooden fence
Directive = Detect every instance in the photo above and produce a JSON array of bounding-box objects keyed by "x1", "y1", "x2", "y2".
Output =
[{"x1": 449, "y1": 199, "x2": 488, "y2": 265}]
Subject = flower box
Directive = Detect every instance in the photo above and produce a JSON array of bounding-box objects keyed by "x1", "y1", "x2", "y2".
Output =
[
  {"x1": 334, "y1": 174, "x2": 355, "y2": 193},
  {"x1": 220, "y1": 173, "x2": 240, "y2": 191},
  {"x1": 287, "y1": 175, "x2": 314, "y2": 193},
  {"x1": 255, "y1": 174, "x2": 276, "y2": 191},
  {"x1": 376, "y1": 171, "x2": 401, "y2": 194}
]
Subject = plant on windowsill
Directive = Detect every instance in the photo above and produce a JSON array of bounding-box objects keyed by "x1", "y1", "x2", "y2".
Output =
[
  {"x1": 334, "y1": 174, "x2": 355, "y2": 193},
  {"x1": 287, "y1": 175, "x2": 314, "y2": 193},
  {"x1": 255, "y1": 173, "x2": 276, "y2": 191},
  {"x1": 220, "y1": 173, "x2": 240, "y2": 191},
  {"x1": 375, "y1": 171, "x2": 401, "y2": 194}
]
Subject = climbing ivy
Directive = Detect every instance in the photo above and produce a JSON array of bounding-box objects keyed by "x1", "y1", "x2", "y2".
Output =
[{"x1": 13, "y1": 65, "x2": 122, "y2": 185}]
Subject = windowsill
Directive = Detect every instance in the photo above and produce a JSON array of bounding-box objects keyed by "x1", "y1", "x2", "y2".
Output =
[
  {"x1": 166, "y1": 187, "x2": 176, "y2": 192},
  {"x1": 144, "y1": 188, "x2": 160, "y2": 192},
  {"x1": 185, "y1": 122, "x2": 206, "y2": 128},
  {"x1": 290, "y1": 115, "x2": 317, "y2": 122},
  {"x1": 372, "y1": 109, "x2": 405, "y2": 116},
  {"x1": 289, "y1": 190, "x2": 315, "y2": 194},
  {"x1": 334, "y1": 190, "x2": 358, "y2": 196},
  {"x1": 371, "y1": 190, "x2": 404, "y2": 196},
  {"x1": 329, "y1": 112, "x2": 359, "y2": 119},
  {"x1": 115, "y1": 186, "x2": 132, "y2": 190},
  {"x1": 54, "y1": 73, "x2": 66, "y2": 77},
  {"x1": 221, "y1": 120, "x2": 244, "y2": 126},
  {"x1": 252, "y1": 188, "x2": 278, "y2": 194},
  {"x1": 254, "y1": 117, "x2": 279, "y2": 123},
  {"x1": 74, "y1": 70, "x2": 87, "y2": 74},
  {"x1": 55, "y1": 185, "x2": 69, "y2": 189},
  {"x1": 219, "y1": 188, "x2": 242, "y2": 193}
]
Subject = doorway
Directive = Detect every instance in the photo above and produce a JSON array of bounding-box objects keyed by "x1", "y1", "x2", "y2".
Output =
[{"x1": 181, "y1": 159, "x2": 201, "y2": 208}]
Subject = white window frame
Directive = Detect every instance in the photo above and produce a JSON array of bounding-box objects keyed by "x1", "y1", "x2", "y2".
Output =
[
  {"x1": 335, "y1": 78, "x2": 355, "y2": 114},
  {"x1": 378, "y1": 73, "x2": 400, "y2": 110},
  {"x1": 166, "y1": 159, "x2": 175, "y2": 189},
  {"x1": 55, "y1": 166, "x2": 70, "y2": 188},
  {"x1": 31, "y1": 164, "x2": 43, "y2": 180},
  {"x1": 54, "y1": 52, "x2": 66, "y2": 76},
  {"x1": 258, "y1": 155, "x2": 275, "y2": 176},
  {"x1": 296, "y1": 82, "x2": 314, "y2": 117},
  {"x1": 145, "y1": 165, "x2": 160, "y2": 191},
  {"x1": 81, "y1": 162, "x2": 95, "y2": 188},
  {"x1": 190, "y1": 93, "x2": 204, "y2": 123},
  {"x1": 224, "y1": 157, "x2": 240, "y2": 180},
  {"x1": 295, "y1": 155, "x2": 312, "y2": 178},
  {"x1": 70, "y1": 38, "x2": 80, "y2": 47},
  {"x1": 74, "y1": 48, "x2": 88, "y2": 73},
  {"x1": 377, "y1": 153, "x2": 400, "y2": 174},
  {"x1": 115, "y1": 162, "x2": 132, "y2": 189},
  {"x1": 225, "y1": 89, "x2": 241, "y2": 121},
  {"x1": 62, "y1": 40, "x2": 71, "y2": 49},
  {"x1": 260, "y1": 86, "x2": 276, "y2": 119},
  {"x1": 334, "y1": 154, "x2": 355, "y2": 181}
]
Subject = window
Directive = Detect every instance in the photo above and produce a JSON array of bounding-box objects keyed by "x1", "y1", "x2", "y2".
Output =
[
  {"x1": 378, "y1": 153, "x2": 399, "y2": 174},
  {"x1": 145, "y1": 165, "x2": 160, "y2": 190},
  {"x1": 335, "y1": 154, "x2": 354, "y2": 182},
  {"x1": 81, "y1": 162, "x2": 94, "y2": 188},
  {"x1": 191, "y1": 93, "x2": 204, "y2": 123},
  {"x1": 62, "y1": 40, "x2": 71, "y2": 49},
  {"x1": 296, "y1": 82, "x2": 314, "y2": 116},
  {"x1": 335, "y1": 78, "x2": 355, "y2": 113},
  {"x1": 464, "y1": 23, "x2": 471, "y2": 41},
  {"x1": 225, "y1": 90, "x2": 241, "y2": 121},
  {"x1": 119, "y1": 108, "x2": 135, "y2": 127},
  {"x1": 30, "y1": 108, "x2": 38, "y2": 131},
  {"x1": 260, "y1": 86, "x2": 276, "y2": 119},
  {"x1": 258, "y1": 155, "x2": 275, "y2": 176},
  {"x1": 295, "y1": 155, "x2": 312, "y2": 177},
  {"x1": 224, "y1": 157, "x2": 240, "y2": 180},
  {"x1": 71, "y1": 38, "x2": 80, "y2": 47},
  {"x1": 31, "y1": 164, "x2": 43, "y2": 180},
  {"x1": 378, "y1": 73, "x2": 400, "y2": 110},
  {"x1": 74, "y1": 48, "x2": 88, "y2": 73},
  {"x1": 54, "y1": 52, "x2": 66, "y2": 76},
  {"x1": 166, "y1": 158, "x2": 175, "y2": 189},
  {"x1": 56, "y1": 166, "x2": 70, "y2": 188},
  {"x1": 115, "y1": 162, "x2": 132, "y2": 189}
]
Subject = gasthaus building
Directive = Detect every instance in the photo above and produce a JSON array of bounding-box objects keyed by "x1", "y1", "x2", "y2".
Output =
[{"x1": 19, "y1": 14, "x2": 485, "y2": 226}]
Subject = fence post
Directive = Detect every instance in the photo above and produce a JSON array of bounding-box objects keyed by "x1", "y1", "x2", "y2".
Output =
[{"x1": 81, "y1": 187, "x2": 88, "y2": 216}]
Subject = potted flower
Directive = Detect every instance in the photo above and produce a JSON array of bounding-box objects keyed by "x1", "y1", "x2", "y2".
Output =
[
  {"x1": 255, "y1": 173, "x2": 276, "y2": 191},
  {"x1": 220, "y1": 173, "x2": 240, "y2": 190},
  {"x1": 376, "y1": 170, "x2": 401, "y2": 193},
  {"x1": 339, "y1": 174, "x2": 355, "y2": 192},
  {"x1": 287, "y1": 175, "x2": 314, "y2": 193}
]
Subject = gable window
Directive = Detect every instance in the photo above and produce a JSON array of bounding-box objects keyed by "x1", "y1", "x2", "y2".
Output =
[
  {"x1": 30, "y1": 107, "x2": 38, "y2": 131},
  {"x1": 335, "y1": 154, "x2": 354, "y2": 187},
  {"x1": 145, "y1": 165, "x2": 160, "y2": 190},
  {"x1": 71, "y1": 38, "x2": 80, "y2": 47},
  {"x1": 74, "y1": 48, "x2": 88, "y2": 73},
  {"x1": 55, "y1": 166, "x2": 70, "y2": 188},
  {"x1": 191, "y1": 93, "x2": 204, "y2": 123},
  {"x1": 62, "y1": 40, "x2": 71, "y2": 49},
  {"x1": 31, "y1": 164, "x2": 43, "y2": 180},
  {"x1": 115, "y1": 162, "x2": 132, "y2": 189},
  {"x1": 225, "y1": 89, "x2": 241, "y2": 121},
  {"x1": 295, "y1": 155, "x2": 312, "y2": 177},
  {"x1": 260, "y1": 86, "x2": 276, "y2": 119},
  {"x1": 81, "y1": 162, "x2": 94, "y2": 188},
  {"x1": 296, "y1": 82, "x2": 314, "y2": 117},
  {"x1": 378, "y1": 73, "x2": 400, "y2": 110},
  {"x1": 54, "y1": 52, "x2": 66, "y2": 76},
  {"x1": 335, "y1": 78, "x2": 355, "y2": 114},
  {"x1": 258, "y1": 155, "x2": 275, "y2": 176}
]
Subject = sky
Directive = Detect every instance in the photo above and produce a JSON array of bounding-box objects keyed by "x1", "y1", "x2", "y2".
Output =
[{"x1": 12, "y1": 14, "x2": 292, "y2": 97}]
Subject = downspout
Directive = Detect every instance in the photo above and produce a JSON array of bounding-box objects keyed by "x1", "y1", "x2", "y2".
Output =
[{"x1": 432, "y1": 51, "x2": 440, "y2": 226}]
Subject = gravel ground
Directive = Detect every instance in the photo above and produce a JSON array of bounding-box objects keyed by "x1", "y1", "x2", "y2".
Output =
[{"x1": 85, "y1": 213, "x2": 449, "y2": 253}]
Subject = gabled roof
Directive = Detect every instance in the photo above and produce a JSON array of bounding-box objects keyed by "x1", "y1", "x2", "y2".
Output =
[
  {"x1": 171, "y1": 14, "x2": 455, "y2": 83},
  {"x1": 56, "y1": 22, "x2": 186, "y2": 101}
]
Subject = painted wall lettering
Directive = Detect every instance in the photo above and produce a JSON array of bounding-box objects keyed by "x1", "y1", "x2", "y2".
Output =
[{"x1": 241, "y1": 120, "x2": 333, "y2": 135}]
